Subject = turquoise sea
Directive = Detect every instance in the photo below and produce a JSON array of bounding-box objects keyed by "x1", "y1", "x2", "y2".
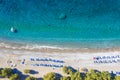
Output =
[{"x1": 0, "y1": 0, "x2": 120, "y2": 49}]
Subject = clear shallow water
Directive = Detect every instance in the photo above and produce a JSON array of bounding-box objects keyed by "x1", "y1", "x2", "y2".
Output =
[{"x1": 0, "y1": 0, "x2": 120, "y2": 49}]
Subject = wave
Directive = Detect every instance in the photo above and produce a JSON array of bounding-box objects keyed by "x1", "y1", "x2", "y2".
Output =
[
  {"x1": 0, "y1": 39, "x2": 120, "y2": 51},
  {"x1": 1, "y1": 36, "x2": 120, "y2": 51},
  {"x1": 0, "y1": 42, "x2": 69, "y2": 51}
]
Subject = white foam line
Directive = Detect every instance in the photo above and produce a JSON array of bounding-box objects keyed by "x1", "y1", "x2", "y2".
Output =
[{"x1": 0, "y1": 42, "x2": 69, "y2": 50}]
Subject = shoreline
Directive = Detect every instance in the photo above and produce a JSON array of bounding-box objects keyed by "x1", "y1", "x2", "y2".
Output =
[
  {"x1": 1, "y1": 44, "x2": 120, "y2": 53},
  {"x1": 1, "y1": 37, "x2": 120, "y2": 53}
]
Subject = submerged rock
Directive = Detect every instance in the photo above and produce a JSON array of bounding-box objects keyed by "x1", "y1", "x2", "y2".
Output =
[
  {"x1": 10, "y1": 27, "x2": 17, "y2": 33},
  {"x1": 58, "y1": 13, "x2": 67, "y2": 20}
]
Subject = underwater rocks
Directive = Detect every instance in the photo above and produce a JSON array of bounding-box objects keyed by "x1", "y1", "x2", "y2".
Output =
[
  {"x1": 10, "y1": 27, "x2": 17, "y2": 33},
  {"x1": 58, "y1": 13, "x2": 67, "y2": 20}
]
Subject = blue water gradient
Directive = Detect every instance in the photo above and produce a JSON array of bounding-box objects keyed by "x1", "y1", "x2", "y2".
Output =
[{"x1": 0, "y1": 0, "x2": 120, "y2": 48}]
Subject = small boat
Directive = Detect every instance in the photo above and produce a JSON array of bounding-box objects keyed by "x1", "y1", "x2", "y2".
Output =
[{"x1": 10, "y1": 27, "x2": 17, "y2": 33}]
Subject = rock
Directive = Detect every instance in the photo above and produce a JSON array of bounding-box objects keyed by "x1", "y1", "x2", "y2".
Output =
[
  {"x1": 10, "y1": 27, "x2": 17, "y2": 33},
  {"x1": 58, "y1": 13, "x2": 67, "y2": 20}
]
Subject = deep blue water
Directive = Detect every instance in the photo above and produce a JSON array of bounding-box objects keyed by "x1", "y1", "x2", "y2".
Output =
[{"x1": 0, "y1": 0, "x2": 120, "y2": 48}]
